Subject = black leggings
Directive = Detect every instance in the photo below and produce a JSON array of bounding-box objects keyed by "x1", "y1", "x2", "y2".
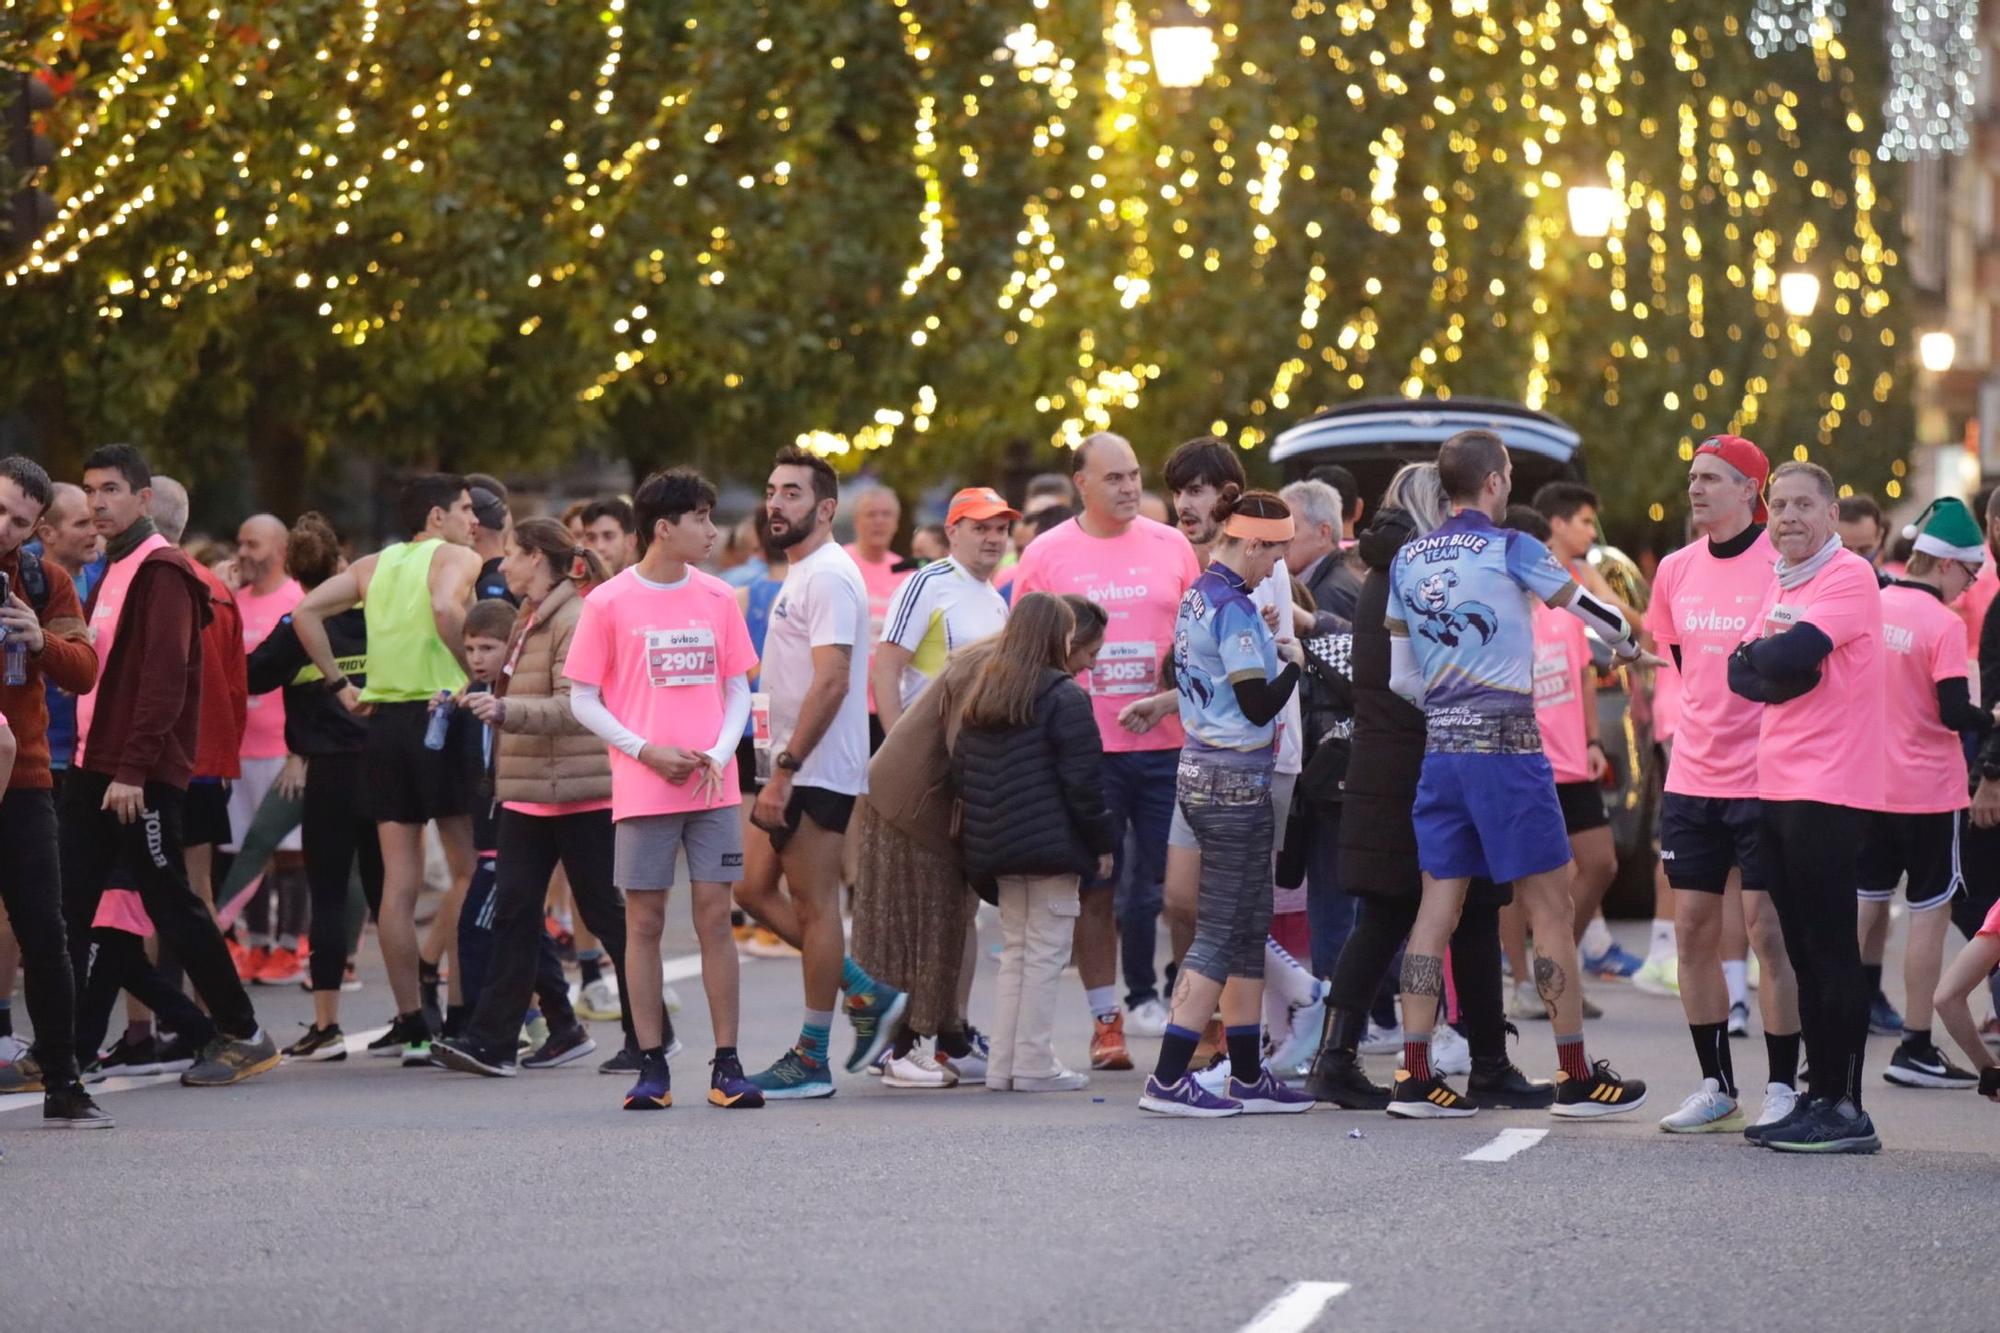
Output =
[
  {"x1": 0, "y1": 788, "x2": 80, "y2": 1081},
  {"x1": 76, "y1": 926, "x2": 217, "y2": 1060},
  {"x1": 303, "y1": 751, "x2": 385, "y2": 993},
  {"x1": 1764, "y1": 800, "x2": 1869, "y2": 1105},
  {"x1": 1327, "y1": 893, "x2": 1506, "y2": 1061}
]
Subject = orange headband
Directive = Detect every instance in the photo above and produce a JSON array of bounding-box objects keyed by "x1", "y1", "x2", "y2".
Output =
[{"x1": 1224, "y1": 513, "x2": 1294, "y2": 544}]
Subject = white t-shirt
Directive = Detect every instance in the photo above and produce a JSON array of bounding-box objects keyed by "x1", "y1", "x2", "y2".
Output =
[
  {"x1": 1250, "y1": 558, "x2": 1303, "y2": 776},
  {"x1": 879, "y1": 556, "x2": 1009, "y2": 708},
  {"x1": 760, "y1": 541, "x2": 872, "y2": 795}
]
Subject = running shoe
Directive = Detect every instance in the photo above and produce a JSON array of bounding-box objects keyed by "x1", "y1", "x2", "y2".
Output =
[
  {"x1": 1359, "y1": 1021, "x2": 1404, "y2": 1054},
  {"x1": 401, "y1": 1039, "x2": 436, "y2": 1068},
  {"x1": 882, "y1": 1047, "x2": 958, "y2": 1089},
  {"x1": 1584, "y1": 942, "x2": 1645, "y2": 980},
  {"x1": 282, "y1": 1024, "x2": 349, "y2": 1063},
  {"x1": 1229, "y1": 1068, "x2": 1315, "y2": 1114},
  {"x1": 1506, "y1": 983, "x2": 1548, "y2": 1021},
  {"x1": 366, "y1": 1012, "x2": 430, "y2": 1059},
  {"x1": 708, "y1": 1052, "x2": 764, "y2": 1109},
  {"x1": 1267, "y1": 992, "x2": 1326, "y2": 1075},
  {"x1": 1764, "y1": 1096, "x2": 1881, "y2": 1154},
  {"x1": 1980, "y1": 1067, "x2": 2000, "y2": 1100},
  {"x1": 573, "y1": 977, "x2": 621, "y2": 1022},
  {"x1": 1138, "y1": 1072, "x2": 1243, "y2": 1118},
  {"x1": 1883, "y1": 1040, "x2": 1978, "y2": 1089},
  {"x1": 96, "y1": 1032, "x2": 172, "y2": 1076},
  {"x1": 1550, "y1": 1060, "x2": 1647, "y2": 1118},
  {"x1": 1728, "y1": 1001, "x2": 1751, "y2": 1038},
  {"x1": 1753, "y1": 1081, "x2": 1800, "y2": 1130},
  {"x1": 1467, "y1": 1057, "x2": 1556, "y2": 1110},
  {"x1": 1632, "y1": 954, "x2": 1680, "y2": 998},
  {"x1": 599, "y1": 1039, "x2": 679, "y2": 1075},
  {"x1": 1014, "y1": 1068, "x2": 1090, "y2": 1092},
  {"x1": 253, "y1": 945, "x2": 305, "y2": 987},
  {"x1": 624, "y1": 1050, "x2": 671, "y2": 1110},
  {"x1": 749, "y1": 1046, "x2": 835, "y2": 1100},
  {"x1": 521, "y1": 1024, "x2": 597, "y2": 1070},
  {"x1": 1387, "y1": 1069, "x2": 1479, "y2": 1118},
  {"x1": 740, "y1": 926, "x2": 799, "y2": 959},
  {"x1": 1124, "y1": 996, "x2": 1170, "y2": 1038},
  {"x1": 235, "y1": 943, "x2": 268, "y2": 984},
  {"x1": 520, "y1": 1010, "x2": 550, "y2": 1054},
  {"x1": 431, "y1": 1036, "x2": 519, "y2": 1078},
  {"x1": 1306, "y1": 1051, "x2": 1393, "y2": 1110},
  {"x1": 1867, "y1": 990, "x2": 1903, "y2": 1037},
  {"x1": 180, "y1": 1030, "x2": 282, "y2": 1087},
  {"x1": 937, "y1": 1033, "x2": 988, "y2": 1086},
  {"x1": 43, "y1": 1082, "x2": 113, "y2": 1129},
  {"x1": 1431, "y1": 1023, "x2": 1473, "y2": 1077},
  {"x1": 342, "y1": 961, "x2": 363, "y2": 993},
  {"x1": 1980, "y1": 1015, "x2": 2000, "y2": 1049},
  {"x1": 0, "y1": 1033, "x2": 27, "y2": 1066},
  {"x1": 1657, "y1": 1078, "x2": 1744, "y2": 1134},
  {"x1": 0, "y1": 1053, "x2": 44, "y2": 1093},
  {"x1": 1091, "y1": 1012, "x2": 1135, "y2": 1071},
  {"x1": 843, "y1": 983, "x2": 908, "y2": 1072}
]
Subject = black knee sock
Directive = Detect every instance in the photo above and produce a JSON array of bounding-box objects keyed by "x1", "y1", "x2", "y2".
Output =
[
  {"x1": 1861, "y1": 962, "x2": 1883, "y2": 999},
  {"x1": 1766, "y1": 1030, "x2": 1801, "y2": 1089},
  {"x1": 578, "y1": 951, "x2": 605, "y2": 987},
  {"x1": 1690, "y1": 1022, "x2": 1736, "y2": 1097},
  {"x1": 1900, "y1": 1026, "x2": 1931, "y2": 1050},
  {"x1": 0, "y1": 1003, "x2": 12, "y2": 1039},
  {"x1": 1226, "y1": 1024, "x2": 1262, "y2": 1083},
  {"x1": 1154, "y1": 1024, "x2": 1201, "y2": 1085}
]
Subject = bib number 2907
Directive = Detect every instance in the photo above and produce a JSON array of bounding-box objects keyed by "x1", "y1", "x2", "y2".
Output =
[{"x1": 647, "y1": 627, "x2": 717, "y2": 687}]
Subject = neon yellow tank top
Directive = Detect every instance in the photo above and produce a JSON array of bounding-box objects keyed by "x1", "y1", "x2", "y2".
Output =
[{"x1": 358, "y1": 539, "x2": 466, "y2": 702}]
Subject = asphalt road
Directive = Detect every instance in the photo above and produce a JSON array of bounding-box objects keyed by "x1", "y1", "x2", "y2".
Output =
[{"x1": 4, "y1": 909, "x2": 1997, "y2": 1332}]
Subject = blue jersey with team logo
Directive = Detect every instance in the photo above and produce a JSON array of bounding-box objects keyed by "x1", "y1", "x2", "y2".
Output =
[
  {"x1": 1173, "y1": 563, "x2": 1280, "y2": 753},
  {"x1": 1387, "y1": 509, "x2": 1576, "y2": 744}
]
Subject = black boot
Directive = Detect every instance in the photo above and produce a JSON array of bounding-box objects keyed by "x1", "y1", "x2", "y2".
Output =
[
  {"x1": 1306, "y1": 1006, "x2": 1391, "y2": 1109},
  {"x1": 1467, "y1": 1055, "x2": 1555, "y2": 1109}
]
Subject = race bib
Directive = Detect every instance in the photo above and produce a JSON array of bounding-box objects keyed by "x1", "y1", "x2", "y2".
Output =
[
  {"x1": 1533, "y1": 646, "x2": 1574, "y2": 709},
  {"x1": 1091, "y1": 640, "x2": 1159, "y2": 697},
  {"x1": 750, "y1": 691, "x2": 773, "y2": 783},
  {"x1": 1764, "y1": 603, "x2": 1800, "y2": 638},
  {"x1": 646, "y1": 627, "x2": 717, "y2": 687}
]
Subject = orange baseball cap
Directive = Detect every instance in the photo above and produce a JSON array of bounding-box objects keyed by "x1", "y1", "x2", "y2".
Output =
[{"x1": 946, "y1": 486, "x2": 1021, "y2": 525}]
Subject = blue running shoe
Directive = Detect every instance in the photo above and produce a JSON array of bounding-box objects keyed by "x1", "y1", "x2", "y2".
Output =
[
  {"x1": 1138, "y1": 1073, "x2": 1243, "y2": 1118},
  {"x1": 1584, "y1": 942, "x2": 1645, "y2": 980},
  {"x1": 709, "y1": 1052, "x2": 765, "y2": 1109},
  {"x1": 1764, "y1": 1096, "x2": 1880, "y2": 1154},
  {"x1": 750, "y1": 1046, "x2": 836, "y2": 1100},
  {"x1": 622, "y1": 1050, "x2": 671, "y2": 1111},
  {"x1": 1229, "y1": 1069, "x2": 1315, "y2": 1115},
  {"x1": 844, "y1": 984, "x2": 908, "y2": 1073},
  {"x1": 1868, "y1": 990, "x2": 1904, "y2": 1037}
]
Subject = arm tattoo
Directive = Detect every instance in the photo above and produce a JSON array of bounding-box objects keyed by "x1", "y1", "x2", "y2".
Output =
[
  {"x1": 1401, "y1": 953, "x2": 1444, "y2": 998},
  {"x1": 1532, "y1": 955, "x2": 1567, "y2": 1006}
]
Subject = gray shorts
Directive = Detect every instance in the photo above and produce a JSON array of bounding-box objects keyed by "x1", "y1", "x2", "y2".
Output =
[{"x1": 614, "y1": 806, "x2": 745, "y2": 889}]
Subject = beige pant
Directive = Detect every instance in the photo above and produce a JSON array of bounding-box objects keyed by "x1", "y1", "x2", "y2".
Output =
[{"x1": 990, "y1": 872, "x2": 1081, "y2": 1084}]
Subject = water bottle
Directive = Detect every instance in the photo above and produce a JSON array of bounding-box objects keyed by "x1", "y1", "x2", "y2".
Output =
[
  {"x1": 1, "y1": 629, "x2": 25, "y2": 687},
  {"x1": 423, "y1": 690, "x2": 455, "y2": 750}
]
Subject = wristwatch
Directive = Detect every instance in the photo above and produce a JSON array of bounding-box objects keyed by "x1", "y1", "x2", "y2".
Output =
[
  {"x1": 325, "y1": 675, "x2": 350, "y2": 693},
  {"x1": 775, "y1": 749, "x2": 803, "y2": 773}
]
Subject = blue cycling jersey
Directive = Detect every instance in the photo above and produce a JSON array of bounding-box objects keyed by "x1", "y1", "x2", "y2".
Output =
[
  {"x1": 1387, "y1": 509, "x2": 1575, "y2": 749},
  {"x1": 1173, "y1": 563, "x2": 1280, "y2": 753}
]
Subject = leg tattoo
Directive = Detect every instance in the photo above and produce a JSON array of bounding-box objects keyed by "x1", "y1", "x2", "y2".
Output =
[
  {"x1": 1401, "y1": 953, "x2": 1444, "y2": 998},
  {"x1": 1532, "y1": 954, "x2": 1567, "y2": 1007}
]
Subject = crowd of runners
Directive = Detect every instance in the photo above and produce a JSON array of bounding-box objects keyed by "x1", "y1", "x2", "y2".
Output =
[{"x1": 0, "y1": 427, "x2": 1996, "y2": 1155}]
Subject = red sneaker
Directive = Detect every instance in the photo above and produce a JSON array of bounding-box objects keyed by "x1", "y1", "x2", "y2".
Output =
[
  {"x1": 255, "y1": 945, "x2": 304, "y2": 987},
  {"x1": 237, "y1": 945, "x2": 269, "y2": 984},
  {"x1": 1090, "y1": 1012, "x2": 1133, "y2": 1071}
]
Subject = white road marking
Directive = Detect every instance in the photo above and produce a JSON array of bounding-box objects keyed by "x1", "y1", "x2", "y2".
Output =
[
  {"x1": 1238, "y1": 1281, "x2": 1351, "y2": 1333},
  {"x1": 1461, "y1": 1127, "x2": 1548, "y2": 1162}
]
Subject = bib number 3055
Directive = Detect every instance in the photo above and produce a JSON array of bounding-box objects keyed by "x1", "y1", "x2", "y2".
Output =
[{"x1": 1091, "y1": 641, "x2": 1158, "y2": 697}]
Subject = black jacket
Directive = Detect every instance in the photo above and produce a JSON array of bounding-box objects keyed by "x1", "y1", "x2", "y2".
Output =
[
  {"x1": 246, "y1": 608, "x2": 368, "y2": 757},
  {"x1": 951, "y1": 670, "x2": 1114, "y2": 898},
  {"x1": 1336, "y1": 509, "x2": 1428, "y2": 901}
]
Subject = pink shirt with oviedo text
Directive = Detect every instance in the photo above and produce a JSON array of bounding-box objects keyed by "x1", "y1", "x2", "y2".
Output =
[
  {"x1": 1644, "y1": 529, "x2": 1778, "y2": 800},
  {"x1": 845, "y1": 544, "x2": 908, "y2": 715},
  {"x1": 1529, "y1": 603, "x2": 1591, "y2": 784},
  {"x1": 236, "y1": 577, "x2": 304, "y2": 760},
  {"x1": 1878, "y1": 582, "x2": 1972, "y2": 813},
  {"x1": 1749, "y1": 549, "x2": 1885, "y2": 810},
  {"x1": 561, "y1": 566, "x2": 758, "y2": 820},
  {"x1": 1009, "y1": 515, "x2": 1201, "y2": 753}
]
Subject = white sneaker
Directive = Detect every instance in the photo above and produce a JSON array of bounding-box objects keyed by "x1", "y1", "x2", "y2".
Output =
[
  {"x1": 574, "y1": 977, "x2": 621, "y2": 1022},
  {"x1": 1359, "y1": 1021, "x2": 1403, "y2": 1055},
  {"x1": 1727, "y1": 1001, "x2": 1750, "y2": 1038},
  {"x1": 1658, "y1": 1078, "x2": 1744, "y2": 1133},
  {"x1": 882, "y1": 1048, "x2": 959, "y2": 1089},
  {"x1": 1267, "y1": 993, "x2": 1324, "y2": 1073},
  {"x1": 663, "y1": 979, "x2": 682, "y2": 1014},
  {"x1": 1125, "y1": 997, "x2": 1170, "y2": 1038},
  {"x1": 0, "y1": 1034, "x2": 26, "y2": 1066},
  {"x1": 1507, "y1": 983, "x2": 1548, "y2": 1021},
  {"x1": 1633, "y1": 954, "x2": 1680, "y2": 998},
  {"x1": 1431, "y1": 1023, "x2": 1473, "y2": 1077},
  {"x1": 1754, "y1": 1081, "x2": 1799, "y2": 1128},
  {"x1": 1193, "y1": 1059, "x2": 1232, "y2": 1096},
  {"x1": 938, "y1": 1046, "x2": 988, "y2": 1086}
]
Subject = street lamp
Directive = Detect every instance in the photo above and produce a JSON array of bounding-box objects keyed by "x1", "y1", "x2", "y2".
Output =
[
  {"x1": 1150, "y1": 3, "x2": 1218, "y2": 89},
  {"x1": 1565, "y1": 184, "x2": 1617, "y2": 239},
  {"x1": 1778, "y1": 269, "x2": 1820, "y2": 319},
  {"x1": 1919, "y1": 330, "x2": 1957, "y2": 373}
]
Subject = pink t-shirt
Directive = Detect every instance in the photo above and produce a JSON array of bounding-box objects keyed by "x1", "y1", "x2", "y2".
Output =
[
  {"x1": 1750, "y1": 550, "x2": 1885, "y2": 809},
  {"x1": 1958, "y1": 560, "x2": 1998, "y2": 685},
  {"x1": 1530, "y1": 603, "x2": 1591, "y2": 784},
  {"x1": 75, "y1": 532, "x2": 172, "y2": 768},
  {"x1": 1010, "y1": 515, "x2": 1201, "y2": 753},
  {"x1": 845, "y1": 544, "x2": 908, "y2": 715},
  {"x1": 236, "y1": 577, "x2": 304, "y2": 760},
  {"x1": 1651, "y1": 657, "x2": 1681, "y2": 743},
  {"x1": 1645, "y1": 530, "x2": 1778, "y2": 800},
  {"x1": 562, "y1": 566, "x2": 758, "y2": 820},
  {"x1": 1879, "y1": 582, "x2": 1971, "y2": 813}
]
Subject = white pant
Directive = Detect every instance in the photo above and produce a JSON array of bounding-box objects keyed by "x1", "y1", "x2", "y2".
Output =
[{"x1": 989, "y1": 873, "x2": 1080, "y2": 1085}]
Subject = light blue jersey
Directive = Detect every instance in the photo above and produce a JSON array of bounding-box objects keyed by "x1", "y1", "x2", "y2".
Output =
[
  {"x1": 1173, "y1": 564, "x2": 1280, "y2": 754},
  {"x1": 1387, "y1": 509, "x2": 1576, "y2": 751}
]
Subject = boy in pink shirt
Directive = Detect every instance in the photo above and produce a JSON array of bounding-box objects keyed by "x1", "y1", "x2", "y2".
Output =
[
  {"x1": 1726, "y1": 462, "x2": 1884, "y2": 1154},
  {"x1": 1860, "y1": 498, "x2": 1994, "y2": 1091}
]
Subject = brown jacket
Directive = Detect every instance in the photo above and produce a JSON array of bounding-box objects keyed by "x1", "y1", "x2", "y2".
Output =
[
  {"x1": 0, "y1": 548, "x2": 97, "y2": 791},
  {"x1": 493, "y1": 579, "x2": 611, "y2": 805},
  {"x1": 864, "y1": 640, "x2": 996, "y2": 869},
  {"x1": 82, "y1": 545, "x2": 211, "y2": 790}
]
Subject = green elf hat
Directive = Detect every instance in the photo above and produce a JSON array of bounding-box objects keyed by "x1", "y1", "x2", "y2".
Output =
[{"x1": 1904, "y1": 496, "x2": 1987, "y2": 567}]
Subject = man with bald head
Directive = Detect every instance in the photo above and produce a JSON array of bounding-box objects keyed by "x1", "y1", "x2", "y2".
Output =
[
  {"x1": 229, "y1": 512, "x2": 307, "y2": 981},
  {"x1": 1011, "y1": 432, "x2": 1201, "y2": 1069}
]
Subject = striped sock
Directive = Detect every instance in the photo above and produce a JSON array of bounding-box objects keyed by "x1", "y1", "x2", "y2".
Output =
[
  {"x1": 1403, "y1": 1035, "x2": 1432, "y2": 1082},
  {"x1": 1555, "y1": 1031, "x2": 1590, "y2": 1082},
  {"x1": 798, "y1": 1010, "x2": 834, "y2": 1065},
  {"x1": 840, "y1": 957, "x2": 876, "y2": 999}
]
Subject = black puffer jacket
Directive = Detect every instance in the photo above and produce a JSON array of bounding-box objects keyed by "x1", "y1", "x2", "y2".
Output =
[
  {"x1": 1337, "y1": 509, "x2": 1428, "y2": 902},
  {"x1": 952, "y1": 669, "x2": 1115, "y2": 899}
]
